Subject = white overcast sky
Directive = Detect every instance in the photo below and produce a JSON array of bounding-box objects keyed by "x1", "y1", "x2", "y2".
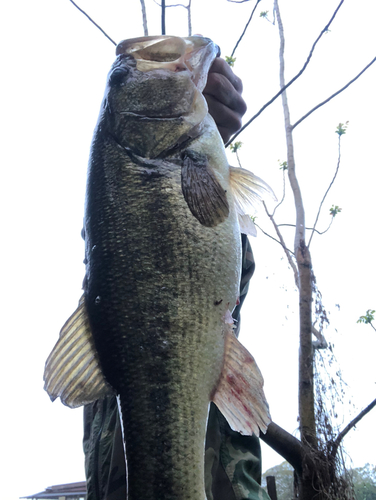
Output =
[{"x1": 1, "y1": 1, "x2": 375, "y2": 499}]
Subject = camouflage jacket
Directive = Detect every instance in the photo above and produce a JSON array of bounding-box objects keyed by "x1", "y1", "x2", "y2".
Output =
[{"x1": 83, "y1": 235, "x2": 270, "y2": 500}]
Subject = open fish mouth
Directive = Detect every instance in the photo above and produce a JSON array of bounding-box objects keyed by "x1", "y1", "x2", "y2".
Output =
[{"x1": 116, "y1": 35, "x2": 220, "y2": 91}]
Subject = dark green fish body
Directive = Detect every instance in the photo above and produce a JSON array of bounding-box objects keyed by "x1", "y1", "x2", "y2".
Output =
[
  {"x1": 45, "y1": 36, "x2": 271, "y2": 500},
  {"x1": 85, "y1": 144, "x2": 238, "y2": 499}
]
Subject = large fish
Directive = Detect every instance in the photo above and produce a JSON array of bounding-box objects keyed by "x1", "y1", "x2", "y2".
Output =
[{"x1": 44, "y1": 35, "x2": 272, "y2": 500}]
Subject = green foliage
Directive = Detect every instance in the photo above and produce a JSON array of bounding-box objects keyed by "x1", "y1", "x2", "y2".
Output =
[
  {"x1": 278, "y1": 159, "x2": 288, "y2": 170},
  {"x1": 336, "y1": 121, "x2": 349, "y2": 136},
  {"x1": 351, "y1": 464, "x2": 376, "y2": 500},
  {"x1": 225, "y1": 55, "x2": 236, "y2": 67},
  {"x1": 261, "y1": 461, "x2": 294, "y2": 500},
  {"x1": 229, "y1": 141, "x2": 242, "y2": 153},
  {"x1": 330, "y1": 205, "x2": 342, "y2": 217},
  {"x1": 262, "y1": 462, "x2": 376, "y2": 500},
  {"x1": 357, "y1": 309, "x2": 375, "y2": 325}
]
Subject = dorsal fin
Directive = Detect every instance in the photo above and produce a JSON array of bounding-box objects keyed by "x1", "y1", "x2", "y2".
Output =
[{"x1": 44, "y1": 295, "x2": 114, "y2": 408}]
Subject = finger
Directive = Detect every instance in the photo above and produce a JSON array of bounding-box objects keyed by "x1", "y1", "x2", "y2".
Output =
[
  {"x1": 209, "y1": 58, "x2": 243, "y2": 94},
  {"x1": 205, "y1": 94, "x2": 243, "y2": 140},
  {"x1": 217, "y1": 126, "x2": 232, "y2": 144},
  {"x1": 204, "y1": 72, "x2": 247, "y2": 116}
]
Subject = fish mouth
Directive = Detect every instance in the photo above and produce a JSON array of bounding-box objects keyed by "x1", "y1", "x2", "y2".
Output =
[{"x1": 116, "y1": 35, "x2": 220, "y2": 91}]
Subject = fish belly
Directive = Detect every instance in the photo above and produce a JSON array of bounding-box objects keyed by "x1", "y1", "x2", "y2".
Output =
[{"x1": 84, "y1": 135, "x2": 241, "y2": 500}]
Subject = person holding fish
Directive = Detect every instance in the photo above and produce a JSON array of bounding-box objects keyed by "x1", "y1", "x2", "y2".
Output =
[{"x1": 45, "y1": 36, "x2": 272, "y2": 500}]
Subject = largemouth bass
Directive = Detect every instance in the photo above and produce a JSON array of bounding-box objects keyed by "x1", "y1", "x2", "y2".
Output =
[{"x1": 44, "y1": 35, "x2": 272, "y2": 500}]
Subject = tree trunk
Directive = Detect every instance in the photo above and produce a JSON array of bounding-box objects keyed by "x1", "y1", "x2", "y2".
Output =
[{"x1": 274, "y1": 2, "x2": 318, "y2": 497}]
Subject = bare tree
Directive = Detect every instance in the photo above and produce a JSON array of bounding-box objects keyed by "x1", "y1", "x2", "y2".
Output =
[{"x1": 225, "y1": 0, "x2": 376, "y2": 497}]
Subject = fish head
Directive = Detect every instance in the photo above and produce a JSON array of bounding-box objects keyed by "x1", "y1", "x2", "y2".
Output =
[{"x1": 102, "y1": 35, "x2": 220, "y2": 158}]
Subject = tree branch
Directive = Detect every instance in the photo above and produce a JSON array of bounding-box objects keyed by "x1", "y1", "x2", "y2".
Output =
[
  {"x1": 312, "y1": 325, "x2": 328, "y2": 349},
  {"x1": 274, "y1": 0, "x2": 304, "y2": 252},
  {"x1": 292, "y1": 56, "x2": 376, "y2": 130},
  {"x1": 231, "y1": 0, "x2": 262, "y2": 58},
  {"x1": 68, "y1": 0, "x2": 116, "y2": 46},
  {"x1": 187, "y1": 0, "x2": 192, "y2": 36},
  {"x1": 260, "y1": 422, "x2": 304, "y2": 476},
  {"x1": 255, "y1": 223, "x2": 294, "y2": 254},
  {"x1": 308, "y1": 134, "x2": 342, "y2": 248},
  {"x1": 330, "y1": 398, "x2": 376, "y2": 460},
  {"x1": 226, "y1": 0, "x2": 345, "y2": 147},
  {"x1": 263, "y1": 201, "x2": 299, "y2": 288},
  {"x1": 154, "y1": 0, "x2": 191, "y2": 35},
  {"x1": 272, "y1": 167, "x2": 287, "y2": 217},
  {"x1": 278, "y1": 222, "x2": 334, "y2": 236},
  {"x1": 139, "y1": 0, "x2": 148, "y2": 36},
  {"x1": 161, "y1": 0, "x2": 166, "y2": 34}
]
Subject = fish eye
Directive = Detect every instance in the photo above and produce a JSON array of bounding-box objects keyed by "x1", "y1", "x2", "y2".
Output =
[{"x1": 109, "y1": 67, "x2": 129, "y2": 86}]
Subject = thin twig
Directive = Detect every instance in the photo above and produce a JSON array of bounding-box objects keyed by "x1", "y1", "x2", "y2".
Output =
[
  {"x1": 159, "y1": 2, "x2": 188, "y2": 6},
  {"x1": 226, "y1": 0, "x2": 345, "y2": 147},
  {"x1": 68, "y1": 0, "x2": 116, "y2": 46},
  {"x1": 263, "y1": 201, "x2": 299, "y2": 288},
  {"x1": 153, "y1": 0, "x2": 192, "y2": 35},
  {"x1": 308, "y1": 135, "x2": 342, "y2": 248},
  {"x1": 292, "y1": 56, "x2": 376, "y2": 130},
  {"x1": 272, "y1": 168, "x2": 286, "y2": 216},
  {"x1": 278, "y1": 221, "x2": 334, "y2": 235},
  {"x1": 255, "y1": 223, "x2": 293, "y2": 251},
  {"x1": 231, "y1": 0, "x2": 262, "y2": 58}
]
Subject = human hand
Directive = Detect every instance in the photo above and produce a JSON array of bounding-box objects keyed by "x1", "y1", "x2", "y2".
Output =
[{"x1": 203, "y1": 57, "x2": 247, "y2": 144}]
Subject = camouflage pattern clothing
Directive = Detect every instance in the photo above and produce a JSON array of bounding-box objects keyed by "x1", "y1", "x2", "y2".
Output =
[{"x1": 83, "y1": 235, "x2": 270, "y2": 500}]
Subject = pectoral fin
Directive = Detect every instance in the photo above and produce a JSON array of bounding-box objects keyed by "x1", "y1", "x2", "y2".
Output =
[
  {"x1": 181, "y1": 150, "x2": 229, "y2": 227},
  {"x1": 44, "y1": 295, "x2": 114, "y2": 408},
  {"x1": 230, "y1": 166, "x2": 277, "y2": 236},
  {"x1": 213, "y1": 329, "x2": 271, "y2": 436}
]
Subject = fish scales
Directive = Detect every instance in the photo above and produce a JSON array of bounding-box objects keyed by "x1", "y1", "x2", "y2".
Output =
[
  {"x1": 44, "y1": 35, "x2": 272, "y2": 500},
  {"x1": 86, "y1": 133, "x2": 240, "y2": 499}
]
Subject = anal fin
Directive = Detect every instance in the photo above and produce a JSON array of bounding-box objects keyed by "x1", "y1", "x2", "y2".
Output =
[
  {"x1": 44, "y1": 294, "x2": 114, "y2": 408},
  {"x1": 212, "y1": 331, "x2": 271, "y2": 436}
]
